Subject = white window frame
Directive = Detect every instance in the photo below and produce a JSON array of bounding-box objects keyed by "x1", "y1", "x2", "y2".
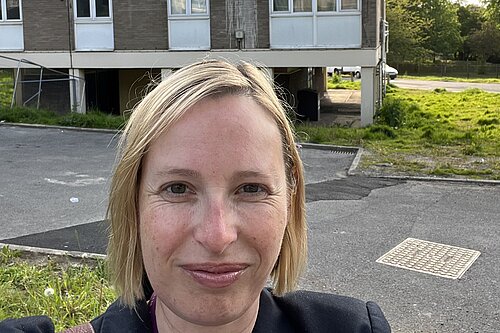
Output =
[
  {"x1": 0, "y1": 0, "x2": 22, "y2": 22},
  {"x1": 271, "y1": 0, "x2": 359, "y2": 14},
  {"x1": 168, "y1": 0, "x2": 210, "y2": 17},
  {"x1": 74, "y1": 0, "x2": 113, "y2": 21}
]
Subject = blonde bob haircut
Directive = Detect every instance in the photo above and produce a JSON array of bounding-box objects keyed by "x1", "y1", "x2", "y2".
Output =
[{"x1": 107, "y1": 59, "x2": 307, "y2": 307}]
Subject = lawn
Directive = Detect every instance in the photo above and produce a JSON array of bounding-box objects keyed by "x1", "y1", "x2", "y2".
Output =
[
  {"x1": 0, "y1": 247, "x2": 116, "y2": 331},
  {"x1": 297, "y1": 85, "x2": 500, "y2": 179}
]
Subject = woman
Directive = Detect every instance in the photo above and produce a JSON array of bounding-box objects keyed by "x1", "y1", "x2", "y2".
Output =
[{"x1": 1, "y1": 60, "x2": 391, "y2": 332}]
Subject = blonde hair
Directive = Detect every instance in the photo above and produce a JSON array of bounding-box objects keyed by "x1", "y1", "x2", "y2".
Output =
[{"x1": 107, "y1": 60, "x2": 307, "y2": 307}]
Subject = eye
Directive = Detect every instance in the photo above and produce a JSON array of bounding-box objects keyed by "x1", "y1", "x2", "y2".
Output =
[
  {"x1": 168, "y1": 183, "x2": 187, "y2": 194},
  {"x1": 236, "y1": 183, "x2": 268, "y2": 197},
  {"x1": 161, "y1": 183, "x2": 194, "y2": 198},
  {"x1": 241, "y1": 184, "x2": 262, "y2": 193}
]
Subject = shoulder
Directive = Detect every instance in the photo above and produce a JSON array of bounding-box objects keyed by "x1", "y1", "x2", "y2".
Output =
[
  {"x1": 259, "y1": 289, "x2": 391, "y2": 333},
  {"x1": 90, "y1": 299, "x2": 152, "y2": 333}
]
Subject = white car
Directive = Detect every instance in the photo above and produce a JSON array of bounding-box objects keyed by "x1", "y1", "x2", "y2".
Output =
[
  {"x1": 327, "y1": 66, "x2": 361, "y2": 79},
  {"x1": 385, "y1": 64, "x2": 398, "y2": 80}
]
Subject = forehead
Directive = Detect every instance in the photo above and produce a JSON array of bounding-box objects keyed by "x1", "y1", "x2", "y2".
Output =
[{"x1": 144, "y1": 95, "x2": 285, "y2": 173}]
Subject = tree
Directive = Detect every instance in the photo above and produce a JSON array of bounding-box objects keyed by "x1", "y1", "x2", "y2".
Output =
[
  {"x1": 485, "y1": 0, "x2": 500, "y2": 24},
  {"x1": 466, "y1": 21, "x2": 500, "y2": 61},
  {"x1": 416, "y1": 0, "x2": 463, "y2": 60},
  {"x1": 386, "y1": 0, "x2": 429, "y2": 63},
  {"x1": 457, "y1": 4, "x2": 485, "y2": 60}
]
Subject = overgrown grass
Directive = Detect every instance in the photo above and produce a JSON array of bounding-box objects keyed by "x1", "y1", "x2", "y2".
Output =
[
  {"x1": 400, "y1": 75, "x2": 500, "y2": 84},
  {"x1": 0, "y1": 107, "x2": 126, "y2": 130},
  {"x1": 0, "y1": 246, "x2": 116, "y2": 331},
  {"x1": 297, "y1": 87, "x2": 500, "y2": 179},
  {"x1": 0, "y1": 70, "x2": 13, "y2": 106},
  {"x1": 327, "y1": 74, "x2": 361, "y2": 90}
]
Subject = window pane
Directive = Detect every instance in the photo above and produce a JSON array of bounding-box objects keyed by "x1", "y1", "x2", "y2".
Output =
[
  {"x1": 318, "y1": 0, "x2": 335, "y2": 11},
  {"x1": 341, "y1": 0, "x2": 357, "y2": 10},
  {"x1": 273, "y1": 0, "x2": 289, "y2": 12},
  {"x1": 96, "y1": 0, "x2": 110, "y2": 17},
  {"x1": 293, "y1": 0, "x2": 311, "y2": 12},
  {"x1": 191, "y1": 0, "x2": 207, "y2": 14},
  {"x1": 76, "y1": 0, "x2": 91, "y2": 17},
  {"x1": 6, "y1": 0, "x2": 21, "y2": 20},
  {"x1": 171, "y1": 0, "x2": 186, "y2": 14}
]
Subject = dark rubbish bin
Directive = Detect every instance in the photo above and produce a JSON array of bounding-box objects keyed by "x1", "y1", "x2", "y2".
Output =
[{"x1": 297, "y1": 89, "x2": 320, "y2": 121}]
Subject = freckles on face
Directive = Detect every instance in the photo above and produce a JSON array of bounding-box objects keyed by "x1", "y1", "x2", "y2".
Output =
[{"x1": 137, "y1": 95, "x2": 290, "y2": 327}]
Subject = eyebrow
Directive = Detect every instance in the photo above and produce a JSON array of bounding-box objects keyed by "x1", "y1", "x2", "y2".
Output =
[
  {"x1": 154, "y1": 168, "x2": 202, "y2": 179},
  {"x1": 231, "y1": 170, "x2": 277, "y2": 182},
  {"x1": 154, "y1": 169, "x2": 276, "y2": 182}
]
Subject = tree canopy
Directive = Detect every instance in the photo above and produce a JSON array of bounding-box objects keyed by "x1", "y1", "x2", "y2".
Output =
[{"x1": 386, "y1": 0, "x2": 500, "y2": 63}]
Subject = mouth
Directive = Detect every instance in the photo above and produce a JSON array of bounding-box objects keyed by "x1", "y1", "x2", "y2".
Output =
[{"x1": 181, "y1": 263, "x2": 248, "y2": 289}]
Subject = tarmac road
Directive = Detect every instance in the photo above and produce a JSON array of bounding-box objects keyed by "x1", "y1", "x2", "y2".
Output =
[
  {"x1": 1, "y1": 124, "x2": 499, "y2": 333},
  {"x1": 393, "y1": 78, "x2": 500, "y2": 93}
]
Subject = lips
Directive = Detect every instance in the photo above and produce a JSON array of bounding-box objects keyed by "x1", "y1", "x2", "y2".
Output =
[{"x1": 181, "y1": 263, "x2": 248, "y2": 289}]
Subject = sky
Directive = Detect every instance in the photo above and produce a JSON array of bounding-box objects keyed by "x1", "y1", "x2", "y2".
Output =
[{"x1": 453, "y1": 0, "x2": 485, "y2": 6}]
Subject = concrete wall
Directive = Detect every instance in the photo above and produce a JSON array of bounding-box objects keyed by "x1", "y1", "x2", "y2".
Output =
[
  {"x1": 113, "y1": 0, "x2": 168, "y2": 50},
  {"x1": 23, "y1": 0, "x2": 71, "y2": 51},
  {"x1": 210, "y1": 0, "x2": 269, "y2": 49}
]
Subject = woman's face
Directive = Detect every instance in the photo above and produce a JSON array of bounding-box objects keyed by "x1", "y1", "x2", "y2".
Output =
[{"x1": 139, "y1": 95, "x2": 289, "y2": 330}]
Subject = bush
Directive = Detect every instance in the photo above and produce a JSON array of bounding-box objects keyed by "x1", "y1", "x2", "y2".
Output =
[{"x1": 376, "y1": 96, "x2": 421, "y2": 128}]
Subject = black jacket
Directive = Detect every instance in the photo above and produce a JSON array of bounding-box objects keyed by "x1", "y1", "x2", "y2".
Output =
[{"x1": 0, "y1": 289, "x2": 391, "y2": 332}]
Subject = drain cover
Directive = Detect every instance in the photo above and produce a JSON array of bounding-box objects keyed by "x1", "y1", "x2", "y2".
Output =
[{"x1": 376, "y1": 238, "x2": 481, "y2": 279}]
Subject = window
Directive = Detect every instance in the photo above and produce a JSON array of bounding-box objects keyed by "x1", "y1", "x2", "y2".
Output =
[
  {"x1": 272, "y1": 0, "x2": 358, "y2": 13},
  {"x1": 170, "y1": 0, "x2": 207, "y2": 15},
  {"x1": 0, "y1": 0, "x2": 21, "y2": 21},
  {"x1": 341, "y1": 0, "x2": 357, "y2": 10},
  {"x1": 293, "y1": 0, "x2": 311, "y2": 12},
  {"x1": 75, "y1": 0, "x2": 110, "y2": 18},
  {"x1": 318, "y1": 0, "x2": 335, "y2": 12}
]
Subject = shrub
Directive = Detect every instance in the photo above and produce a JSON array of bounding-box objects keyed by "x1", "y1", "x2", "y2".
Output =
[{"x1": 376, "y1": 96, "x2": 421, "y2": 128}]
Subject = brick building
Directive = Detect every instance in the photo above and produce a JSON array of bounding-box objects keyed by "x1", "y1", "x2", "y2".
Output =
[{"x1": 0, "y1": 0, "x2": 387, "y2": 125}]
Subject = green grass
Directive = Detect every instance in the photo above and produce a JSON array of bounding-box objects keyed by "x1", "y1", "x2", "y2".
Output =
[
  {"x1": 0, "y1": 107, "x2": 126, "y2": 130},
  {"x1": 0, "y1": 71, "x2": 13, "y2": 106},
  {"x1": 297, "y1": 87, "x2": 500, "y2": 179},
  {"x1": 327, "y1": 75, "x2": 361, "y2": 90},
  {"x1": 0, "y1": 246, "x2": 116, "y2": 331},
  {"x1": 400, "y1": 75, "x2": 500, "y2": 84}
]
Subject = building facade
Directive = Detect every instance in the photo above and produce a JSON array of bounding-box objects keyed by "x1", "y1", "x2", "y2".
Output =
[{"x1": 0, "y1": 0, "x2": 386, "y2": 125}]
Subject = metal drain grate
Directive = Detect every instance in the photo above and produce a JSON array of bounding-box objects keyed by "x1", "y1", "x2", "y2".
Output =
[{"x1": 376, "y1": 238, "x2": 481, "y2": 279}]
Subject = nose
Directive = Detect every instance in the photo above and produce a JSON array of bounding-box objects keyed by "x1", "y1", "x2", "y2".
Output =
[{"x1": 193, "y1": 198, "x2": 237, "y2": 254}]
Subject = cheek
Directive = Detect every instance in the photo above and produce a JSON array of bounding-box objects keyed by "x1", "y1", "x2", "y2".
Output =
[
  {"x1": 139, "y1": 206, "x2": 191, "y2": 257},
  {"x1": 242, "y1": 202, "x2": 288, "y2": 256}
]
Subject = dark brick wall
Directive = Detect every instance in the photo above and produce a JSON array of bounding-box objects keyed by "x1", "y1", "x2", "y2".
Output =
[
  {"x1": 23, "y1": 0, "x2": 72, "y2": 51},
  {"x1": 113, "y1": 0, "x2": 168, "y2": 50},
  {"x1": 361, "y1": 0, "x2": 381, "y2": 48},
  {"x1": 210, "y1": 0, "x2": 269, "y2": 49},
  {"x1": 21, "y1": 69, "x2": 70, "y2": 114}
]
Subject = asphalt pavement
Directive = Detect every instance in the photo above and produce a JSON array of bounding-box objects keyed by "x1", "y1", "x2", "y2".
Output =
[
  {"x1": 393, "y1": 79, "x2": 500, "y2": 93},
  {"x1": 1, "y1": 124, "x2": 499, "y2": 333}
]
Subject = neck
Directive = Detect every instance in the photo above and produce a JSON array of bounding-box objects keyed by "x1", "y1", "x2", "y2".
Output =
[{"x1": 155, "y1": 297, "x2": 260, "y2": 333}]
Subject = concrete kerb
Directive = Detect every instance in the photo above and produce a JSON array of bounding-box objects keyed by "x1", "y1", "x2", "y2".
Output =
[
  {"x1": 0, "y1": 242, "x2": 106, "y2": 261},
  {"x1": 0, "y1": 121, "x2": 121, "y2": 134}
]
